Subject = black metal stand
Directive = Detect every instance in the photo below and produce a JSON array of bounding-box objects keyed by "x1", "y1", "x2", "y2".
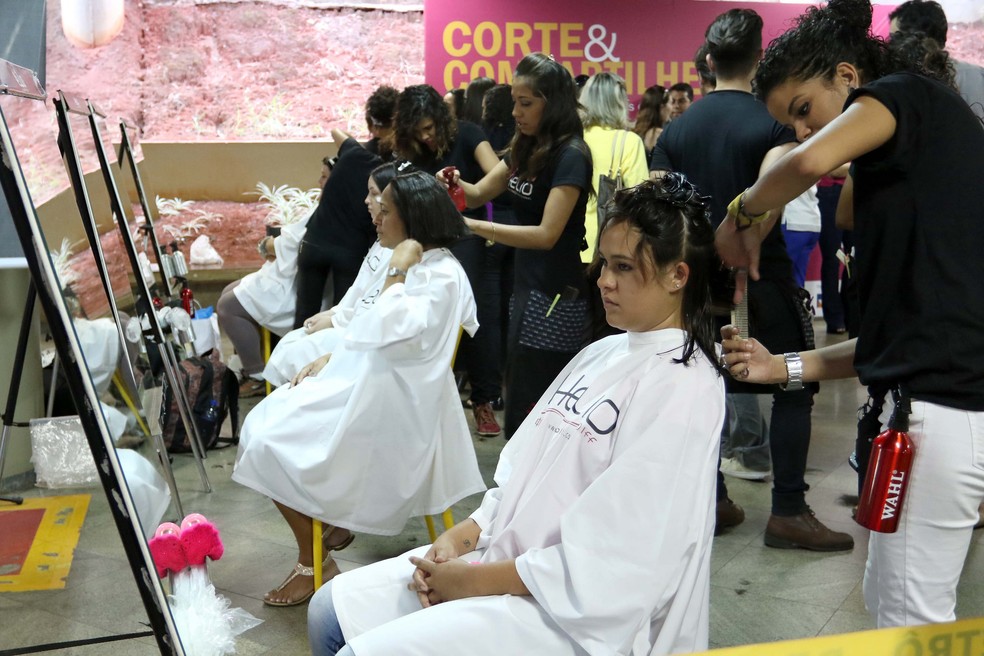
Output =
[{"x1": 0, "y1": 281, "x2": 37, "y2": 506}]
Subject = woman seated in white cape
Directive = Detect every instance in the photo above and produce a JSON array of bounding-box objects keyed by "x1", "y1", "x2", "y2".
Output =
[
  {"x1": 215, "y1": 159, "x2": 331, "y2": 396},
  {"x1": 262, "y1": 163, "x2": 397, "y2": 388},
  {"x1": 232, "y1": 170, "x2": 486, "y2": 608},
  {"x1": 307, "y1": 176, "x2": 727, "y2": 656}
]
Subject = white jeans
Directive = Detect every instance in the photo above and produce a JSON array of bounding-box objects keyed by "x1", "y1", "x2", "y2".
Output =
[{"x1": 863, "y1": 400, "x2": 984, "y2": 627}]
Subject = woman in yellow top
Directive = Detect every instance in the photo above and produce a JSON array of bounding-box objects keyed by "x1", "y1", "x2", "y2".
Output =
[{"x1": 579, "y1": 72, "x2": 650, "y2": 263}]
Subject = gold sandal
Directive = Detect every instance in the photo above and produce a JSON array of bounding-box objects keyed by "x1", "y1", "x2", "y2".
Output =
[
  {"x1": 324, "y1": 524, "x2": 355, "y2": 552},
  {"x1": 263, "y1": 562, "x2": 316, "y2": 607}
]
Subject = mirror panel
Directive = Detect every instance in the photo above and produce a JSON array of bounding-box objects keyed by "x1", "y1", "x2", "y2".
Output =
[
  {"x1": 0, "y1": 61, "x2": 183, "y2": 654},
  {"x1": 54, "y1": 92, "x2": 213, "y2": 494}
]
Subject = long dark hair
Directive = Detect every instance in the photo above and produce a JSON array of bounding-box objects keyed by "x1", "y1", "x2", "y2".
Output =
[
  {"x1": 463, "y1": 77, "x2": 495, "y2": 124},
  {"x1": 755, "y1": 0, "x2": 950, "y2": 101},
  {"x1": 508, "y1": 53, "x2": 586, "y2": 180},
  {"x1": 386, "y1": 171, "x2": 465, "y2": 248},
  {"x1": 600, "y1": 175, "x2": 719, "y2": 368},
  {"x1": 482, "y1": 84, "x2": 516, "y2": 154},
  {"x1": 393, "y1": 85, "x2": 458, "y2": 162},
  {"x1": 633, "y1": 85, "x2": 667, "y2": 138}
]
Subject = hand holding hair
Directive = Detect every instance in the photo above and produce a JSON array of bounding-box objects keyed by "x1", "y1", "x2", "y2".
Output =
[
  {"x1": 720, "y1": 324, "x2": 780, "y2": 384},
  {"x1": 389, "y1": 239, "x2": 424, "y2": 271}
]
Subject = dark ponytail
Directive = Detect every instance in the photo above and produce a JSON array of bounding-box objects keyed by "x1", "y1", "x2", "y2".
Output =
[{"x1": 887, "y1": 30, "x2": 957, "y2": 90}]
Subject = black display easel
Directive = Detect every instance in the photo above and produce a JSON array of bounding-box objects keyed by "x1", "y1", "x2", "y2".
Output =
[
  {"x1": 0, "y1": 282, "x2": 33, "y2": 506},
  {"x1": 0, "y1": 57, "x2": 183, "y2": 655}
]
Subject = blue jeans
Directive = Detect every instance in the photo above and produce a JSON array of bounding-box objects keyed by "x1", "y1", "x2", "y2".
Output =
[
  {"x1": 780, "y1": 226, "x2": 820, "y2": 288},
  {"x1": 308, "y1": 582, "x2": 354, "y2": 656},
  {"x1": 721, "y1": 393, "x2": 771, "y2": 471}
]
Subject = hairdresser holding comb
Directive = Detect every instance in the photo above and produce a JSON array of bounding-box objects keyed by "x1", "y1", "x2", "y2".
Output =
[{"x1": 441, "y1": 54, "x2": 592, "y2": 439}]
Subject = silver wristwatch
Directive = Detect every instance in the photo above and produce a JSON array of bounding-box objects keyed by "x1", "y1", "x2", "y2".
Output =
[
  {"x1": 386, "y1": 266, "x2": 408, "y2": 278},
  {"x1": 780, "y1": 352, "x2": 803, "y2": 391}
]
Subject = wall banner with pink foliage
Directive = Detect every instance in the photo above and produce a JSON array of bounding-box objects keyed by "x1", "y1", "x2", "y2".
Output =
[{"x1": 424, "y1": 0, "x2": 894, "y2": 98}]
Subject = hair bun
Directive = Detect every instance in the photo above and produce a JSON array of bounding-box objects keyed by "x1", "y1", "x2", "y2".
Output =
[{"x1": 826, "y1": 0, "x2": 873, "y2": 34}]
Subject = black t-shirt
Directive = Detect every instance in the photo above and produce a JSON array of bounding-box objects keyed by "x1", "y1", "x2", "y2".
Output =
[
  {"x1": 412, "y1": 120, "x2": 489, "y2": 219},
  {"x1": 303, "y1": 137, "x2": 380, "y2": 253},
  {"x1": 484, "y1": 123, "x2": 515, "y2": 212},
  {"x1": 506, "y1": 139, "x2": 591, "y2": 295},
  {"x1": 650, "y1": 90, "x2": 797, "y2": 282},
  {"x1": 849, "y1": 73, "x2": 984, "y2": 410}
]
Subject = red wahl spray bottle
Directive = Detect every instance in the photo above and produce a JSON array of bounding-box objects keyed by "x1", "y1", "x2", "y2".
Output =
[
  {"x1": 442, "y1": 166, "x2": 467, "y2": 211},
  {"x1": 855, "y1": 389, "x2": 914, "y2": 533}
]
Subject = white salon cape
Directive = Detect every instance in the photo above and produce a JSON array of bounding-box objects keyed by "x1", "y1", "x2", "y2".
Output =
[
  {"x1": 262, "y1": 242, "x2": 391, "y2": 386},
  {"x1": 233, "y1": 217, "x2": 308, "y2": 337},
  {"x1": 115, "y1": 449, "x2": 172, "y2": 539},
  {"x1": 74, "y1": 317, "x2": 120, "y2": 394},
  {"x1": 330, "y1": 329, "x2": 725, "y2": 655},
  {"x1": 74, "y1": 317, "x2": 130, "y2": 441},
  {"x1": 233, "y1": 248, "x2": 485, "y2": 534}
]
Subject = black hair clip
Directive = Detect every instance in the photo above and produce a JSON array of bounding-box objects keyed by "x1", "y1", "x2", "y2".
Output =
[{"x1": 660, "y1": 171, "x2": 710, "y2": 209}]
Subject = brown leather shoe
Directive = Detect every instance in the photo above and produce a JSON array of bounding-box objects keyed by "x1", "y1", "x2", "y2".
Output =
[
  {"x1": 715, "y1": 498, "x2": 745, "y2": 535},
  {"x1": 765, "y1": 510, "x2": 854, "y2": 552}
]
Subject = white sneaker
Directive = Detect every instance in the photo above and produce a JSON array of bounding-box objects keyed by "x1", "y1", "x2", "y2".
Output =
[{"x1": 721, "y1": 456, "x2": 770, "y2": 481}]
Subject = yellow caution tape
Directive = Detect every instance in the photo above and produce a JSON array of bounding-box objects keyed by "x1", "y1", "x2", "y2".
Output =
[{"x1": 699, "y1": 615, "x2": 984, "y2": 655}]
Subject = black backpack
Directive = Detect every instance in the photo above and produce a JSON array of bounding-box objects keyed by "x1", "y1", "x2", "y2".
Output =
[{"x1": 161, "y1": 349, "x2": 239, "y2": 452}]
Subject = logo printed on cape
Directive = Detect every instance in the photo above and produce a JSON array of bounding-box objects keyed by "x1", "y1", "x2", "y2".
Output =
[
  {"x1": 535, "y1": 372, "x2": 620, "y2": 443},
  {"x1": 356, "y1": 287, "x2": 382, "y2": 312}
]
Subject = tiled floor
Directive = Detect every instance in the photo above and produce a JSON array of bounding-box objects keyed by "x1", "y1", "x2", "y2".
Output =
[{"x1": 2, "y1": 327, "x2": 983, "y2": 655}]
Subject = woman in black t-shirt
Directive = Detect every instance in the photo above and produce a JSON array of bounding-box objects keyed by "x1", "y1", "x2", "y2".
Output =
[
  {"x1": 442, "y1": 53, "x2": 592, "y2": 439},
  {"x1": 294, "y1": 130, "x2": 383, "y2": 329},
  {"x1": 393, "y1": 85, "x2": 506, "y2": 436},
  {"x1": 719, "y1": 0, "x2": 984, "y2": 630}
]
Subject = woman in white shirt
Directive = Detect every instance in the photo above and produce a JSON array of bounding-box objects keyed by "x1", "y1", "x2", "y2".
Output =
[
  {"x1": 262, "y1": 163, "x2": 397, "y2": 387},
  {"x1": 233, "y1": 171, "x2": 485, "y2": 608},
  {"x1": 308, "y1": 174, "x2": 726, "y2": 656}
]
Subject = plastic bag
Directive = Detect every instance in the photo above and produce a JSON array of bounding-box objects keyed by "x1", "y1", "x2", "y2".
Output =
[
  {"x1": 189, "y1": 235, "x2": 224, "y2": 267},
  {"x1": 169, "y1": 566, "x2": 263, "y2": 656},
  {"x1": 191, "y1": 314, "x2": 222, "y2": 357},
  {"x1": 30, "y1": 416, "x2": 98, "y2": 488}
]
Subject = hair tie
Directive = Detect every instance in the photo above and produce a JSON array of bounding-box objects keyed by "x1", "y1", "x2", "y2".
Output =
[{"x1": 660, "y1": 172, "x2": 711, "y2": 210}]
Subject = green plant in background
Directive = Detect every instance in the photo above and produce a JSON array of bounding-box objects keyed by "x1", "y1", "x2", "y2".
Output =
[{"x1": 248, "y1": 182, "x2": 320, "y2": 227}]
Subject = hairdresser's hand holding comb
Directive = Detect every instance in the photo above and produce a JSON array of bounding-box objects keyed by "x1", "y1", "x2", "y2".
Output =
[{"x1": 716, "y1": 192, "x2": 771, "y2": 304}]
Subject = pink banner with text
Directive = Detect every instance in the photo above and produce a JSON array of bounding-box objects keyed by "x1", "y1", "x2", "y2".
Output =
[{"x1": 424, "y1": 0, "x2": 893, "y2": 100}]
